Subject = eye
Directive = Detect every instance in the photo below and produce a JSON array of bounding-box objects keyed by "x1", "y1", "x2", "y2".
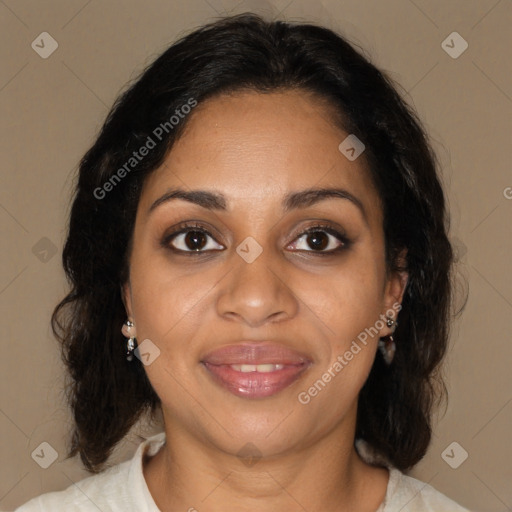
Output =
[
  {"x1": 287, "y1": 225, "x2": 349, "y2": 254},
  {"x1": 162, "y1": 222, "x2": 350, "y2": 255},
  {"x1": 162, "y1": 223, "x2": 224, "y2": 253}
]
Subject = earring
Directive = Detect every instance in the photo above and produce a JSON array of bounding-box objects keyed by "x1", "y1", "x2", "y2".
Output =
[
  {"x1": 122, "y1": 320, "x2": 137, "y2": 361},
  {"x1": 379, "y1": 316, "x2": 397, "y2": 365},
  {"x1": 378, "y1": 335, "x2": 396, "y2": 365},
  {"x1": 386, "y1": 317, "x2": 397, "y2": 331}
]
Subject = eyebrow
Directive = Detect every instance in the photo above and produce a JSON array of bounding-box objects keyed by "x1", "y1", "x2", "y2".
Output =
[{"x1": 148, "y1": 187, "x2": 367, "y2": 223}]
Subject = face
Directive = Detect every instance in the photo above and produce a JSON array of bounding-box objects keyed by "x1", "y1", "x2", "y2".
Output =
[{"x1": 122, "y1": 89, "x2": 407, "y2": 459}]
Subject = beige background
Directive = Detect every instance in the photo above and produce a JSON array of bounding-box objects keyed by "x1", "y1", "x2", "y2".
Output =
[{"x1": 1, "y1": 0, "x2": 511, "y2": 510}]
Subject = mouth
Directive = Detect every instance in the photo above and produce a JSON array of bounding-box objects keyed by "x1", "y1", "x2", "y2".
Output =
[{"x1": 200, "y1": 342, "x2": 312, "y2": 399}]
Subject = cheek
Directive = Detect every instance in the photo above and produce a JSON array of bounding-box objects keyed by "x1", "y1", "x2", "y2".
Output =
[
  {"x1": 127, "y1": 264, "x2": 212, "y2": 409},
  {"x1": 128, "y1": 252, "x2": 217, "y2": 366},
  {"x1": 296, "y1": 265, "x2": 383, "y2": 418},
  {"x1": 295, "y1": 251, "x2": 384, "y2": 400},
  {"x1": 303, "y1": 257, "x2": 385, "y2": 344},
  {"x1": 135, "y1": 277, "x2": 208, "y2": 329}
]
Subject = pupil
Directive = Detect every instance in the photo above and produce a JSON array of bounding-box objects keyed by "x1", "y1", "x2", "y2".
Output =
[
  {"x1": 308, "y1": 231, "x2": 328, "y2": 250},
  {"x1": 185, "y1": 231, "x2": 206, "y2": 250}
]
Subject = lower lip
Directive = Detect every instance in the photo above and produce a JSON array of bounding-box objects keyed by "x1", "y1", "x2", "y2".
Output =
[{"x1": 202, "y1": 363, "x2": 309, "y2": 399}]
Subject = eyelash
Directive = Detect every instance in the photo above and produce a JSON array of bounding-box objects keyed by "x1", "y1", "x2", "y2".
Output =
[{"x1": 160, "y1": 221, "x2": 351, "y2": 256}]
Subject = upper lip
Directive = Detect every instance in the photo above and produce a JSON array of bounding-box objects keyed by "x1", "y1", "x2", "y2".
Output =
[{"x1": 201, "y1": 342, "x2": 312, "y2": 366}]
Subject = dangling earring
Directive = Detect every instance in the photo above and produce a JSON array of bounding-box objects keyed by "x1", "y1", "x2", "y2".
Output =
[
  {"x1": 122, "y1": 320, "x2": 137, "y2": 361},
  {"x1": 378, "y1": 316, "x2": 397, "y2": 365}
]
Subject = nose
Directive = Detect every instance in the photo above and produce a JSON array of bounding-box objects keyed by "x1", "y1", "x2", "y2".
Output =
[{"x1": 216, "y1": 246, "x2": 299, "y2": 328}]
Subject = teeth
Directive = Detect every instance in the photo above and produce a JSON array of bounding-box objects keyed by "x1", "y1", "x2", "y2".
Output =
[{"x1": 231, "y1": 364, "x2": 285, "y2": 373}]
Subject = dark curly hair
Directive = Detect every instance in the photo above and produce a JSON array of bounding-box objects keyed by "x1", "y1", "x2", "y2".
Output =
[{"x1": 52, "y1": 13, "x2": 454, "y2": 473}]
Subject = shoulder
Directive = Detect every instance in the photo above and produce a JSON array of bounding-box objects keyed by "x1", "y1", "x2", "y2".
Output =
[
  {"x1": 384, "y1": 469, "x2": 471, "y2": 511},
  {"x1": 15, "y1": 461, "x2": 134, "y2": 512},
  {"x1": 354, "y1": 439, "x2": 470, "y2": 512},
  {"x1": 13, "y1": 460, "x2": 132, "y2": 511},
  {"x1": 13, "y1": 432, "x2": 166, "y2": 512}
]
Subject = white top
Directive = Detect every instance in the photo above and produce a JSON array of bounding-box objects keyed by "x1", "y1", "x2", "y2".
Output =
[{"x1": 13, "y1": 432, "x2": 469, "y2": 511}]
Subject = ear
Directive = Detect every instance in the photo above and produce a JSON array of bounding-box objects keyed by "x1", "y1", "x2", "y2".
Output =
[
  {"x1": 382, "y1": 248, "x2": 408, "y2": 323},
  {"x1": 121, "y1": 281, "x2": 134, "y2": 321}
]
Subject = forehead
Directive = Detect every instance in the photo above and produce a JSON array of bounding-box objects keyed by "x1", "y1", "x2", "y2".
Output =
[{"x1": 140, "y1": 89, "x2": 381, "y2": 221}]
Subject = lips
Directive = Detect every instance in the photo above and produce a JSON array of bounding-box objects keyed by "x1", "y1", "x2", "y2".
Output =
[{"x1": 201, "y1": 342, "x2": 312, "y2": 399}]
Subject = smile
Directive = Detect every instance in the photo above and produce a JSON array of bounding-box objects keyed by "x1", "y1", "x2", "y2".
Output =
[
  {"x1": 201, "y1": 342, "x2": 312, "y2": 399},
  {"x1": 202, "y1": 362, "x2": 310, "y2": 398}
]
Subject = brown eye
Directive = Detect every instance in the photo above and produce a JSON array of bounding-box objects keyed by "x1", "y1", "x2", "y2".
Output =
[
  {"x1": 164, "y1": 226, "x2": 224, "y2": 253},
  {"x1": 183, "y1": 230, "x2": 208, "y2": 251},
  {"x1": 287, "y1": 225, "x2": 349, "y2": 254},
  {"x1": 305, "y1": 231, "x2": 329, "y2": 251}
]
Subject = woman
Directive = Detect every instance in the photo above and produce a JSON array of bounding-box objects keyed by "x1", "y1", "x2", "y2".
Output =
[{"x1": 15, "y1": 13, "x2": 469, "y2": 511}]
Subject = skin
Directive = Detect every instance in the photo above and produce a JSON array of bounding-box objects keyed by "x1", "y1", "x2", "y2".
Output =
[{"x1": 122, "y1": 89, "x2": 408, "y2": 512}]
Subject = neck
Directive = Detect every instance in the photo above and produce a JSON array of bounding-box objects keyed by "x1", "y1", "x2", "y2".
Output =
[{"x1": 143, "y1": 412, "x2": 389, "y2": 511}]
